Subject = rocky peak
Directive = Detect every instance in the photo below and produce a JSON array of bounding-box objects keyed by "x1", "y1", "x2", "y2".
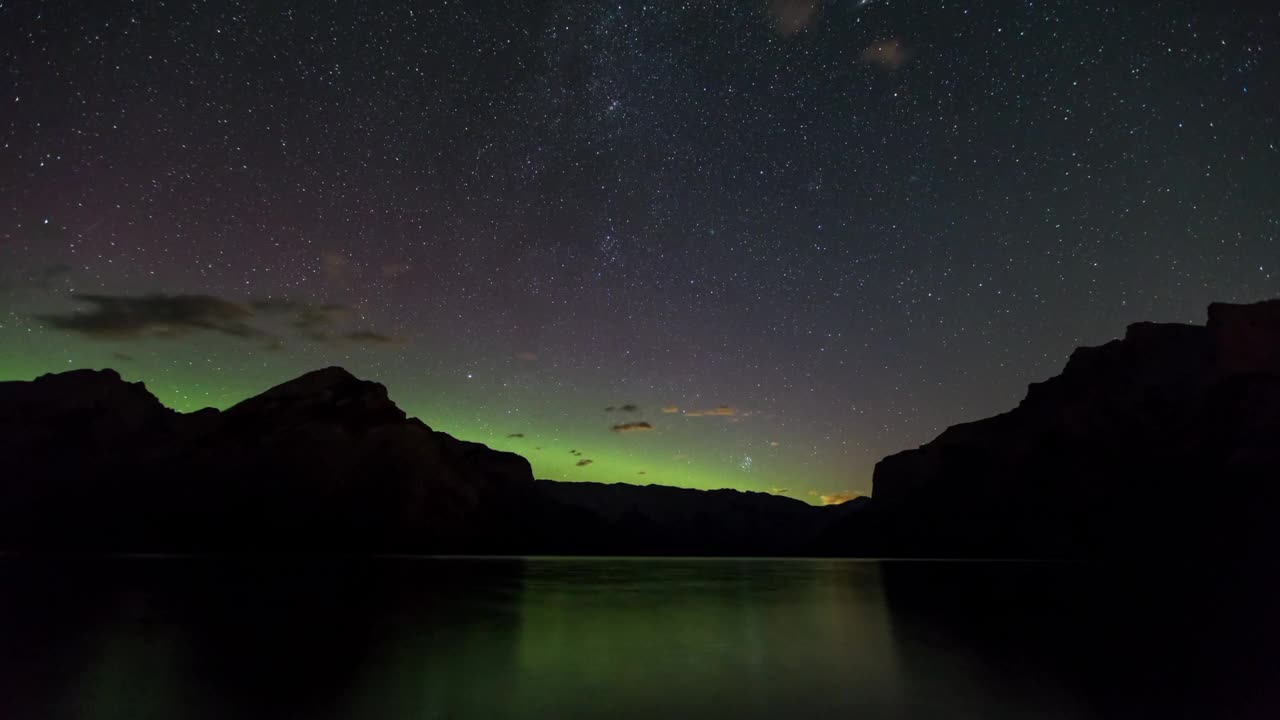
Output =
[
  {"x1": 0, "y1": 365, "x2": 539, "y2": 551},
  {"x1": 0, "y1": 368, "x2": 172, "y2": 429},
  {"x1": 862, "y1": 298, "x2": 1280, "y2": 559},
  {"x1": 225, "y1": 366, "x2": 407, "y2": 427}
]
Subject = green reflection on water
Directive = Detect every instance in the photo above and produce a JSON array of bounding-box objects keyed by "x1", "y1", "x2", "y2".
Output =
[{"x1": 1, "y1": 558, "x2": 1093, "y2": 720}]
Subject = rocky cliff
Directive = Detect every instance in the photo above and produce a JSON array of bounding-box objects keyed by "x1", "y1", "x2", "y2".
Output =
[{"x1": 822, "y1": 300, "x2": 1280, "y2": 559}]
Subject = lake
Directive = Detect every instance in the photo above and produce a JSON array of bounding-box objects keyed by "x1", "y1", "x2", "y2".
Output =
[{"x1": 0, "y1": 557, "x2": 1271, "y2": 719}]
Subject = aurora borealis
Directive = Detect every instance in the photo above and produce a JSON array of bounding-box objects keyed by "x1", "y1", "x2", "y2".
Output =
[{"x1": 1, "y1": 1, "x2": 1276, "y2": 502}]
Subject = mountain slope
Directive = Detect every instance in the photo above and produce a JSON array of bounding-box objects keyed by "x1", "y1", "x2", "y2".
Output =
[
  {"x1": 816, "y1": 299, "x2": 1280, "y2": 560},
  {"x1": 0, "y1": 367, "x2": 541, "y2": 551},
  {"x1": 0, "y1": 367, "x2": 850, "y2": 553},
  {"x1": 4, "y1": 298, "x2": 1277, "y2": 558}
]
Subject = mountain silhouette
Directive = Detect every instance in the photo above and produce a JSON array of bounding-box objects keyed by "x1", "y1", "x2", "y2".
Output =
[
  {"x1": 1, "y1": 299, "x2": 1277, "y2": 558},
  {"x1": 817, "y1": 299, "x2": 1280, "y2": 561},
  {"x1": 0, "y1": 367, "x2": 546, "y2": 551},
  {"x1": 538, "y1": 480, "x2": 866, "y2": 555},
  {"x1": 0, "y1": 366, "x2": 854, "y2": 553}
]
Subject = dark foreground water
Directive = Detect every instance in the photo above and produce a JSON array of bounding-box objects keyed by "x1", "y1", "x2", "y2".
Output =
[{"x1": 0, "y1": 557, "x2": 1274, "y2": 719}]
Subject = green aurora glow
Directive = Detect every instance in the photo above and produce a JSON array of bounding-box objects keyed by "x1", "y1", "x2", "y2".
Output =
[{"x1": 0, "y1": 319, "x2": 853, "y2": 503}]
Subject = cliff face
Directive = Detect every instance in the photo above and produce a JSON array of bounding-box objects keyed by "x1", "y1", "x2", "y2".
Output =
[
  {"x1": 839, "y1": 300, "x2": 1280, "y2": 559},
  {"x1": 0, "y1": 367, "x2": 540, "y2": 551}
]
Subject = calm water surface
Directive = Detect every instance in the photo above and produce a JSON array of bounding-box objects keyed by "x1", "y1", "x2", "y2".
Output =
[{"x1": 0, "y1": 557, "x2": 1269, "y2": 719}]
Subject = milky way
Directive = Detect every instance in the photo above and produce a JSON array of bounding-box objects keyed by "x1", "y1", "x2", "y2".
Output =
[{"x1": 1, "y1": 1, "x2": 1277, "y2": 500}]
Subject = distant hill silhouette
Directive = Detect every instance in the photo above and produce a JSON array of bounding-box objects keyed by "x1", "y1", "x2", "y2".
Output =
[
  {"x1": 538, "y1": 480, "x2": 866, "y2": 555},
  {"x1": 0, "y1": 366, "x2": 855, "y2": 553},
  {"x1": 2, "y1": 299, "x2": 1277, "y2": 558},
  {"x1": 817, "y1": 300, "x2": 1280, "y2": 561}
]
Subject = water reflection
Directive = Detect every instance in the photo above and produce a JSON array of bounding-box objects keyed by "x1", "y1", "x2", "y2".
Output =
[
  {"x1": 0, "y1": 557, "x2": 1269, "y2": 719},
  {"x1": 501, "y1": 559, "x2": 904, "y2": 719}
]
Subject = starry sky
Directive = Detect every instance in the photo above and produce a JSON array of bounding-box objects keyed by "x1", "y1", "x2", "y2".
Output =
[{"x1": 2, "y1": 1, "x2": 1277, "y2": 503}]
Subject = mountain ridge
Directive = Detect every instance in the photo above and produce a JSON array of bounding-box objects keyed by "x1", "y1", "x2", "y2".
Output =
[
  {"x1": 817, "y1": 299, "x2": 1280, "y2": 560},
  {"x1": 2, "y1": 298, "x2": 1278, "y2": 558},
  {"x1": 0, "y1": 365, "x2": 855, "y2": 554}
]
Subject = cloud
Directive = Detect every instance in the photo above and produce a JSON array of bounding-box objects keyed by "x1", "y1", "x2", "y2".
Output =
[
  {"x1": 575, "y1": 458, "x2": 593, "y2": 467},
  {"x1": 245, "y1": 298, "x2": 306, "y2": 314},
  {"x1": 39, "y1": 292, "x2": 399, "y2": 347},
  {"x1": 861, "y1": 39, "x2": 913, "y2": 70},
  {"x1": 819, "y1": 491, "x2": 863, "y2": 506},
  {"x1": 38, "y1": 293, "x2": 261, "y2": 340},
  {"x1": 41, "y1": 262, "x2": 73, "y2": 278},
  {"x1": 637, "y1": 471, "x2": 646, "y2": 475},
  {"x1": 506, "y1": 433, "x2": 525, "y2": 438},
  {"x1": 111, "y1": 352, "x2": 136, "y2": 363},
  {"x1": 769, "y1": 441, "x2": 781, "y2": 447},
  {"x1": 685, "y1": 406, "x2": 736, "y2": 417},
  {"x1": 570, "y1": 449, "x2": 583, "y2": 456},
  {"x1": 770, "y1": 487, "x2": 790, "y2": 495},
  {"x1": 38, "y1": 263, "x2": 74, "y2": 285},
  {"x1": 605, "y1": 404, "x2": 639, "y2": 413},
  {"x1": 252, "y1": 300, "x2": 351, "y2": 342},
  {"x1": 514, "y1": 351, "x2": 539, "y2": 362},
  {"x1": 610, "y1": 421, "x2": 654, "y2": 433},
  {"x1": 294, "y1": 306, "x2": 351, "y2": 338},
  {"x1": 343, "y1": 330, "x2": 401, "y2": 346},
  {"x1": 768, "y1": 0, "x2": 819, "y2": 37},
  {"x1": 661, "y1": 406, "x2": 680, "y2": 414},
  {"x1": 254, "y1": 299, "x2": 398, "y2": 347},
  {"x1": 4, "y1": 262, "x2": 75, "y2": 292}
]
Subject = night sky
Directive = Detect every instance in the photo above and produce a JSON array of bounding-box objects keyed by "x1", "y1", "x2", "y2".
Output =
[{"x1": 2, "y1": 1, "x2": 1277, "y2": 502}]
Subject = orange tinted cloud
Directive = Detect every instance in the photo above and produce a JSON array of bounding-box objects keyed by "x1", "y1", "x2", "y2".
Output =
[
  {"x1": 661, "y1": 406, "x2": 680, "y2": 414},
  {"x1": 820, "y1": 491, "x2": 863, "y2": 506},
  {"x1": 610, "y1": 422, "x2": 654, "y2": 433},
  {"x1": 686, "y1": 406, "x2": 736, "y2": 417}
]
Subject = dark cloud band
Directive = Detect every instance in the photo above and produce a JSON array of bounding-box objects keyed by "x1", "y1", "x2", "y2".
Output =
[
  {"x1": 39, "y1": 292, "x2": 399, "y2": 348},
  {"x1": 611, "y1": 421, "x2": 654, "y2": 433}
]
